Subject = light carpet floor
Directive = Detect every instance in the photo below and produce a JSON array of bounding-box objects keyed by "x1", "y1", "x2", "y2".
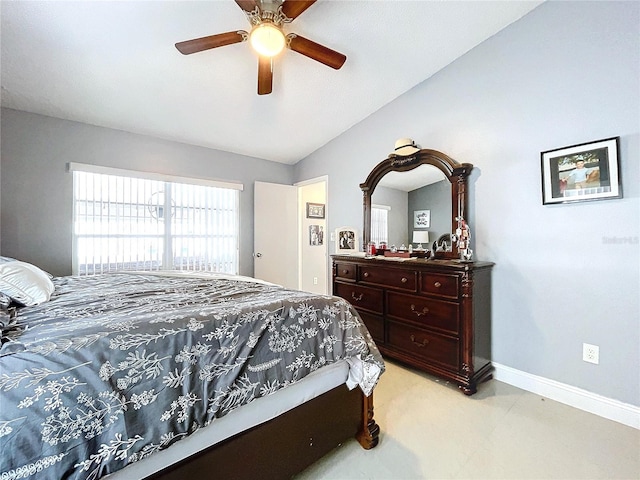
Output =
[{"x1": 295, "y1": 360, "x2": 639, "y2": 479}]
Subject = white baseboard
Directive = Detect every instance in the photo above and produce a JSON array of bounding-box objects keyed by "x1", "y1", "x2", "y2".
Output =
[{"x1": 492, "y1": 362, "x2": 640, "y2": 430}]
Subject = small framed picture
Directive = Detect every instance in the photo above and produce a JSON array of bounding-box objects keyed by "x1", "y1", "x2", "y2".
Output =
[
  {"x1": 309, "y1": 225, "x2": 324, "y2": 246},
  {"x1": 335, "y1": 227, "x2": 358, "y2": 253},
  {"x1": 306, "y1": 202, "x2": 325, "y2": 219},
  {"x1": 414, "y1": 210, "x2": 431, "y2": 228},
  {"x1": 541, "y1": 137, "x2": 622, "y2": 205}
]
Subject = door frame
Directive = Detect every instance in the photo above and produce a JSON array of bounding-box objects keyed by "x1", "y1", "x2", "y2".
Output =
[{"x1": 294, "y1": 175, "x2": 329, "y2": 294}]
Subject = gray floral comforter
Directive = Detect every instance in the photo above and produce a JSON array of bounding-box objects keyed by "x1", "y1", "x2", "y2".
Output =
[{"x1": 0, "y1": 272, "x2": 384, "y2": 480}]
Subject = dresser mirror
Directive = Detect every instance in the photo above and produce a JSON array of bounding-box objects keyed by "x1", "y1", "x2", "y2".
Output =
[
  {"x1": 371, "y1": 166, "x2": 450, "y2": 249},
  {"x1": 361, "y1": 149, "x2": 473, "y2": 260}
]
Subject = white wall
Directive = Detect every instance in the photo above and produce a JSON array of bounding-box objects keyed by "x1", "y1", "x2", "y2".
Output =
[
  {"x1": 295, "y1": 1, "x2": 640, "y2": 406},
  {"x1": 298, "y1": 180, "x2": 327, "y2": 294},
  {"x1": 408, "y1": 180, "x2": 451, "y2": 246}
]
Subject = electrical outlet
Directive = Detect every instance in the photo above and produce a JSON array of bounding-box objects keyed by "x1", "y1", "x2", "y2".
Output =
[
  {"x1": 313, "y1": 277, "x2": 318, "y2": 285},
  {"x1": 583, "y1": 343, "x2": 599, "y2": 364}
]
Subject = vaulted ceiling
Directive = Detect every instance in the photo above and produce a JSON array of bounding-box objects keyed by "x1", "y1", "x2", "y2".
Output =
[{"x1": 1, "y1": 1, "x2": 542, "y2": 164}]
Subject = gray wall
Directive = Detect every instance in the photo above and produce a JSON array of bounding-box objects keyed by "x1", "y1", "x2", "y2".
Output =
[
  {"x1": 408, "y1": 180, "x2": 451, "y2": 246},
  {"x1": 295, "y1": 1, "x2": 640, "y2": 405},
  {"x1": 0, "y1": 108, "x2": 294, "y2": 277}
]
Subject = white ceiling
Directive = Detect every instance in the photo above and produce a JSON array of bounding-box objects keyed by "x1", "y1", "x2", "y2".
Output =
[
  {"x1": 378, "y1": 165, "x2": 446, "y2": 191},
  {"x1": 0, "y1": 0, "x2": 542, "y2": 165}
]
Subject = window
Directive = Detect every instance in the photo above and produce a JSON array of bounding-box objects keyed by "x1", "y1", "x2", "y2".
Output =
[
  {"x1": 370, "y1": 204, "x2": 390, "y2": 246},
  {"x1": 71, "y1": 164, "x2": 241, "y2": 275}
]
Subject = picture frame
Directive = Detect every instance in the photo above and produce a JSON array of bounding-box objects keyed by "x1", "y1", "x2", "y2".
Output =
[
  {"x1": 309, "y1": 225, "x2": 324, "y2": 246},
  {"x1": 306, "y1": 202, "x2": 325, "y2": 219},
  {"x1": 335, "y1": 226, "x2": 358, "y2": 253},
  {"x1": 413, "y1": 209, "x2": 431, "y2": 228},
  {"x1": 541, "y1": 137, "x2": 622, "y2": 205}
]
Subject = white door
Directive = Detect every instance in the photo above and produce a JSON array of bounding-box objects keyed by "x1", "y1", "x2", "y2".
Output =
[{"x1": 254, "y1": 181, "x2": 298, "y2": 288}]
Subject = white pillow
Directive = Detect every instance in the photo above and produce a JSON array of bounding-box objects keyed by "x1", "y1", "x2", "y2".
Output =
[{"x1": 0, "y1": 261, "x2": 55, "y2": 306}]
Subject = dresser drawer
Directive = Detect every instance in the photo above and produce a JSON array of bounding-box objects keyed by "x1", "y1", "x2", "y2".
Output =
[
  {"x1": 359, "y1": 266, "x2": 417, "y2": 292},
  {"x1": 420, "y1": 272, "x2": 459, "y2": 299},
  {"x1": 335, "y1": 283, "x2": 383, "y2": 314},
  {"x1": 387, "y1": 320, "x2": 459, "y2": 369},
  {"x1": 358, "y1": 311, "x2": 384, "y2": 344},
  {"x1": 387, "y1": 291, "x2": 459, "y2": 334},
  {"x1": 335, "y1": 262, "x2": 357, "y2": 281}
]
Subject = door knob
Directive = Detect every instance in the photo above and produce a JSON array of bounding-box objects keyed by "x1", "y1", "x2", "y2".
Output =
[{"x1": 254, "y1": 253, "x2": 262, "y2": 258}]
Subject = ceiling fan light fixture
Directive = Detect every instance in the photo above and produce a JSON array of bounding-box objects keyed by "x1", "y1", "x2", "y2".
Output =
[{"x1": 249, "y1": 23, "x2": 286, "y2": 57}]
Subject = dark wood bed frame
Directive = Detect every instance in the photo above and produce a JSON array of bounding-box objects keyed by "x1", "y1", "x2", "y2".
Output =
[{"x1": 149, "y1": 385, "x2": 379, "y2": 480}]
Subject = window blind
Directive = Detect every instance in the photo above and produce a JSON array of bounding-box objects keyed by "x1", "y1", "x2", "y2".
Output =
[
  {"x1": 370, "y1": 204, "x2": 390, "y2": 245},
  {"x1": 72, "y1": 166, "x2": 240, "y2": 275}
]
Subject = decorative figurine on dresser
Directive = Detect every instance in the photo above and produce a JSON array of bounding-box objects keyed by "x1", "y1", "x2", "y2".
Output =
[{"x1": 332, "y1": 139, "x2": 494, "y2": 395}]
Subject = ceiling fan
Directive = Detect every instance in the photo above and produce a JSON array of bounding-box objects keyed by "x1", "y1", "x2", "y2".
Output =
[{"x1": 175, "y1": 0, "x2": 346, "y2": 95}]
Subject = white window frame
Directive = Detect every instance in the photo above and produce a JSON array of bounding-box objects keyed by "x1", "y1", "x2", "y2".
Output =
[
  {"x1": 69, "y1": 163, "x2": 243, "y2": 275},
  {"x1": 371, "y1": 204, "x2": 390, "y2": 246}
]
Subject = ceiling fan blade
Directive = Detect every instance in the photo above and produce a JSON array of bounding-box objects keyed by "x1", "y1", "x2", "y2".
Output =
[
  {"x1": 175, "y1": 31, "x2": 247, "y2": 55},
  {"x1": 287, "y1": 34, "x2": 346, "y2": 70},
  {"x1": 235, "y1": 0, "x2": 259, "y2": 13},
  {"x1": 258, "y1": 56, "x2": 273, "y2": 95},
  {"x1": 281, "y1": 0, "x2": 317, "y2": 20}
]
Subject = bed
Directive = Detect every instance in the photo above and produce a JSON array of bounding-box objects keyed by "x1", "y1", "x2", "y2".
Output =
[{"x1": 0, "y1": 261, "x2": 384, "y2": 479}]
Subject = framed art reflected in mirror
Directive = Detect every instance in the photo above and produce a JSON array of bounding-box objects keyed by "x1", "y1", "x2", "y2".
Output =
[{"x1": 414, "y1": 209, "x2": 431, "y2": 228}]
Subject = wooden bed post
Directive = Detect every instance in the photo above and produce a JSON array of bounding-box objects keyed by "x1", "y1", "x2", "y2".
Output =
[{"x1": 356, "y1": 392, "x2": 379, "y2": 449}]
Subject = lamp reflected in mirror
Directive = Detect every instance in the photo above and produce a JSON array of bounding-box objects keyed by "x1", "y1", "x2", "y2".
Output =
[{"x1": 412, "y1": 231, "x2": 429, "y2": 250}]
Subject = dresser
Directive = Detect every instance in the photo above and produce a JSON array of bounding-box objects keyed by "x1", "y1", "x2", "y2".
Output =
[{"x1": 332, "y1": 255, "x2": 493, "y2": 395}]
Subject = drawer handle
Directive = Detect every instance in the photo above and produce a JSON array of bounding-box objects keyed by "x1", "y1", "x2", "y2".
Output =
[
  {"x1": 342, "y1": 269, "x2": 349, "y2": 275},
  {"x1": 410, "y1": 304, "x2": 430, "y2": 317},
  {"x1": 410, "y1": 335, "x2": 429, "y2": 348},
  {"x1": 401, "y1": 277, "x2": 408, "y2": 283},
  {"x1": 434, "y1": 281, "x2": 442, "y2": 288},
  {"x1": 363, "y1": 272, "x2": 370, "y2": 278},
  {"x1": 351, "y1": 292, "x2": 363, "y2": 302}
]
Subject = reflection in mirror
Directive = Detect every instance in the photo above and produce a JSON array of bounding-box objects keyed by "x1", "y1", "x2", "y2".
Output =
[
  {"x1": 371, "y1": 165, "x2": 450, "y2": 249},
  {"x1": 433, "y1": 233, "x2": 453, "y2": 253},
  {"x1": 361, "y1": 148, "x2": 472, "y2": 260}
]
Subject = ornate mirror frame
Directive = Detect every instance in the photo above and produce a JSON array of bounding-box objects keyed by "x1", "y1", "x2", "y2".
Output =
[{"x1": 360, "y1": 149, "x2": 473, "y2": 260}]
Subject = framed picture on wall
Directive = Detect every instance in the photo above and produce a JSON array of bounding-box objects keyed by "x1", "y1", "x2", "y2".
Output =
[
  {"x1": 413, "y1": 210, "x2": 431, "y2": 228},
  {"x1": 309, "y1": 225, "x2": 324, "y2": 246},
  {"x1": 306, "y1": 202, "x2": 325, "y2": 218},
  {"x1": 541, "y1": 137, "x2": 622, "y2": 205},
  {"x1": 335, "y1": 227, "x2": 358, "y2": 253}
]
